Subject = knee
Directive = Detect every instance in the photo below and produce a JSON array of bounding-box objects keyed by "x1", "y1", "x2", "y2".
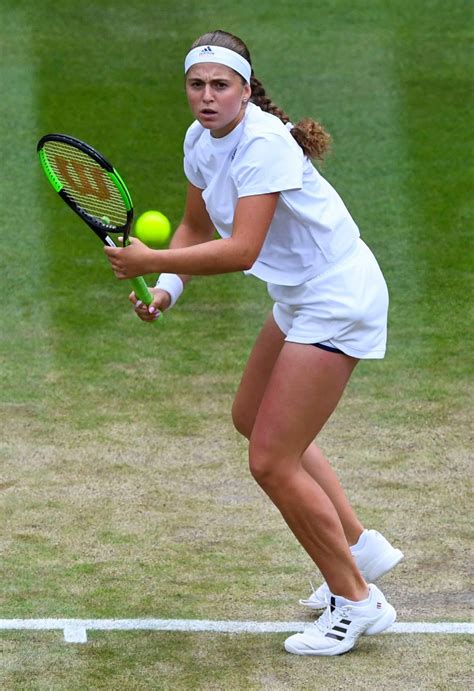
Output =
[
  {"x1": 231, "y1": 401, "x2": 253, "y2": 440},
  {"x1": 248, "y1": 453, "x2": 272, "y2": 488},
  {"x1": 248, "y1": 436, "x2": 288, "y2": 491}
]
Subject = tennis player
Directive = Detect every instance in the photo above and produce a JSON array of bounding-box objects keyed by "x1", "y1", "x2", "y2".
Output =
[{"x1": 105, "y1": 30, "x2": 404, "y2": 656}]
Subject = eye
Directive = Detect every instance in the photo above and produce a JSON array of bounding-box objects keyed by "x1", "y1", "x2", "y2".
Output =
[{"x1": 212, "y1": 79, "x2": 229, "y2": 91}]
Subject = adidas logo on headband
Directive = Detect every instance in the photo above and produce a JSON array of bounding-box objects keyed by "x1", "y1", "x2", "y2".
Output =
[{"x1": 199, "y1": 46, "x2": 214, "y2": 55}]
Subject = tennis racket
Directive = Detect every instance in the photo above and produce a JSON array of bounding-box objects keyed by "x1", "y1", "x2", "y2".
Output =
[{"x1": 37, "y1": 133, "x2": 155, "y2": 309}]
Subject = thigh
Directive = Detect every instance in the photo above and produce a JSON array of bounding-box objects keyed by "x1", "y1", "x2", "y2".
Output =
[
  {"x1": 251, "y1": 342, "x2": 358, "y2": 464},
  {"x1": 232, "y1": 313, "x2": 286, "y2": 438}
]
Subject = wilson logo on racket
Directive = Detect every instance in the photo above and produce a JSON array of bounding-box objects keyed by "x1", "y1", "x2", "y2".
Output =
[{"x1": 54, "y1": 155, "x2": 112, "y2": 201}]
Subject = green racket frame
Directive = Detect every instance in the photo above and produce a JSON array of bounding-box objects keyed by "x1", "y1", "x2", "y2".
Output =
[{"x1": 37, "y1": 133, "x2": 157, "y2": 312}]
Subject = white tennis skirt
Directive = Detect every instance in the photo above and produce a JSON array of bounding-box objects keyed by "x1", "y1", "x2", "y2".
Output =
[{"x1": 268, "y1": 239, "x2": 389, "y2": 359}]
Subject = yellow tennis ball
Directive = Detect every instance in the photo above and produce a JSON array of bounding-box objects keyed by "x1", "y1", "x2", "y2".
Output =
[{"x1": 134, "y1": 210, "x2": 171, "y2": 248}]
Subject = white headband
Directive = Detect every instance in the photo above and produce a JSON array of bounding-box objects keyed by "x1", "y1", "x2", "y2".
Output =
[{"x1": 184, "y1": 45, "x2": 252, "y2": 84}]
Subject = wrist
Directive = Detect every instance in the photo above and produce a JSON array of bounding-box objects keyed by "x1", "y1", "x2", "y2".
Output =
[{"x1": 155, "y1": 273, "x2": 184, "y2": 308}]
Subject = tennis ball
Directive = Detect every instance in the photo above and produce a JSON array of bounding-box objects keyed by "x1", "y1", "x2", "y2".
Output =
[{"x1": 134, "y1": 210, "x2": 171, "y2": 248}]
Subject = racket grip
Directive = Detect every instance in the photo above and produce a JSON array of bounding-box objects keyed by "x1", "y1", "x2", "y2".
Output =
[
  {"x1": 130, "y1": 276, "x2": 162, "y2": 324},
  {"x1": 130, "y1": 276, "x2": 153, "y2": 305},
  {"x1": 123, "y1": 237, "x2": 162, "y2": 322}
]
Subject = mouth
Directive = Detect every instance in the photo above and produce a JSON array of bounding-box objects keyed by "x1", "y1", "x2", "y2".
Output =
[{"x1": 200, "y1": 108, "x2": 218, "y2": 117}]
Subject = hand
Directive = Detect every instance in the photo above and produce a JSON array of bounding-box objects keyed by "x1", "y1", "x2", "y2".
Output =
[
  {"x1": 104, "y1": 237, "x2": 155, "y2": 279},
  {"x1": 129, "y1": 287, "x2": 171, "y2": 322}
]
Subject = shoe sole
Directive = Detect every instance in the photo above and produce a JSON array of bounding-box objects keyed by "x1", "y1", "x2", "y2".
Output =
[{"x1": 284, "y1": 639, "x2": 355, "y2": 656}]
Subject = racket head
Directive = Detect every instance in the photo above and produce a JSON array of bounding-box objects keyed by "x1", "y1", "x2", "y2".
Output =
[{"x1": 37, "y1": 134, "x2": 133, "y2": 242}]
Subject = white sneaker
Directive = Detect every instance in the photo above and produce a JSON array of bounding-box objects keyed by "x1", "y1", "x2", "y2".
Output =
[
  {"x1": 299, "y1": 530, "x2": 404, "y2": 610},
  {"x1": 286, "y1": 584, "x2": 396, "y2": 656}
]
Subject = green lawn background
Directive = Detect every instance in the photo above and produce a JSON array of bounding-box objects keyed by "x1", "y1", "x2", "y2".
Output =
[{"x1": 1, "y1": 0, "x2": 472, "y2": 688}]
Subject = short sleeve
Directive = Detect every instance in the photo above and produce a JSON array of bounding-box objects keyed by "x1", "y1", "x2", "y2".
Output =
[
  {"x1": 183, "y1": 122, "x2": 206, "y2": 189},
  {"x1": 232, "y1": 133, "x2": 304, "y2": 197},
  {"x1": 183, "y1": 156, "x2": 206, "y2": 189}
]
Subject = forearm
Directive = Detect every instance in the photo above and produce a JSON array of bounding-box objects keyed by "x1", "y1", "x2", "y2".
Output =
[
  {"x1": 166, "y1": 221, "x2": 213, "y2": 285},
  {"x1": 148, "y1": 235, "x2": 253, "y2": 277}
]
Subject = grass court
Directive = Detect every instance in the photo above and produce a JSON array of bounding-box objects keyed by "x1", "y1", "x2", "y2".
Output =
[{"x1": 1, "y1": 0, "x2": 472, "y2": 688}]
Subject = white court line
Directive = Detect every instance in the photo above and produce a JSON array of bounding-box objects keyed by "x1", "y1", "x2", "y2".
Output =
[{"x1": 1, "y1": 619, "x2": 473, "y2": 643}]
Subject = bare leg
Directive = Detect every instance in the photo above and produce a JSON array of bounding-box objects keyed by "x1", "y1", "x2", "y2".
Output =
[
  {"x1": 233, "y1": 314, "x2": 364, "y2": 547},
  {"x1": 302, "y1": 446, "x2": 364, "y2": 547},
  {"x1": 247, "y1": 339, "x2": 367, "y2": 600}
]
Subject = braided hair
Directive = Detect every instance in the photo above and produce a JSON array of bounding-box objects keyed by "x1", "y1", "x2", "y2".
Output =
[{"x1": 190, "y1": 30, "x2": 331, "y2": 161}]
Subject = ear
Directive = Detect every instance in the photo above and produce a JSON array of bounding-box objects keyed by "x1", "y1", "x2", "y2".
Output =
[{"x1": 242, "y1": 82, "x2": 251, "y2": 104}]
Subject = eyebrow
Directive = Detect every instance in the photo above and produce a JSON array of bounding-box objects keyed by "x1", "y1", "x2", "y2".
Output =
[{"x1": 187, "y1": 76, "x2": 232, "y2": 83}]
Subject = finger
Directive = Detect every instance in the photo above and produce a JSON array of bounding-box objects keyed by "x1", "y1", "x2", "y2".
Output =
[
  {"x1": 136, "y1": 308, "x2": 159, "y2": 322},
  {"x1": 135, "y1": 301, "x2": 151, "y2": 314},
  {"x1": 106, "y1": 256, "x2": 120, "y2": 271},
  {"x1": 128, "y1": 291, "x2": 146, "y2": 305}
]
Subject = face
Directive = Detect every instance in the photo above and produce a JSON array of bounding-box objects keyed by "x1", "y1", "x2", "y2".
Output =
[{"x1": 186, "y1": 64, "x2": 251, "y2": 138}]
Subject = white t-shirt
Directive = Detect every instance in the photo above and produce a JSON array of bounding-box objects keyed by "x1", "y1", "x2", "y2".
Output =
[{"x1": 183, "y1": 102, "x2": 360, "y2": 286}]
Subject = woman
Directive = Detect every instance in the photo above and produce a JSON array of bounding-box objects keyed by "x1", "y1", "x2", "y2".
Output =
[{"x1": 105, "y1": 30, "x2": 403, "y2": 656}]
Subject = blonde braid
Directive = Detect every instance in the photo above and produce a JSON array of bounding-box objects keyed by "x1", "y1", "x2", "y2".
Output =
[
  {"x1": 251, "y1": 76, "x2": 331, "y2": 160},
  {"x1": 250, "y1": 76, "x2": 290, "y2": 124}
]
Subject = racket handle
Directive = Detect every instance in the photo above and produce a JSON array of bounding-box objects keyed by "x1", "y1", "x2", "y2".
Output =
[
  {"x1": 130, "y1": 276, "x2": 153, "y2": 305},
  {"x1": 130, "y1": 276, "x2": 162, "y2": 324},
  {"x1": 123, "y1": 236, "x2": 162, "y2": 322}
]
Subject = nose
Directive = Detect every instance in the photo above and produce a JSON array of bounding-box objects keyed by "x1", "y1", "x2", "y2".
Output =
[{"x1": 202, "y1": 84, "x2": 214, "y2": 102}]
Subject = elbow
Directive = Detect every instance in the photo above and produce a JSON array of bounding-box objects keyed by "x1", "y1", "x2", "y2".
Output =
[
  {"x1": 236, "y1": 246, "x2": 257, "y2": 272},
  {"x1": 224, "y1": 238, "x2": 258, "y2": 272},
  {"x1": 240, "y1": 256, "x2": 255, "y2": 271}
]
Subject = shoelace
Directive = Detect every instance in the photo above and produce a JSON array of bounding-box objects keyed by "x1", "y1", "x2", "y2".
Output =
[
  {"x1": 308, "y1": 595, "x2": 353, "y2": 634},
  {"x1": 307, "y1": 578, "x2": 328, "y2": 597}
]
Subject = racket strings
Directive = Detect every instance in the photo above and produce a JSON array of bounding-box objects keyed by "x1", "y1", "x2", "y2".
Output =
[{"x1": 43, "y1": 141, "x2": 128, "y2": 228}]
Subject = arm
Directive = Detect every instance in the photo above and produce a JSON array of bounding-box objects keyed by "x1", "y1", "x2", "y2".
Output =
[
  {"x1": 166, "y1": 182, "x2": 217, "y2": 287},
  {"x1": 105, "y1": 191, "x2": 279, "y2": 279}
]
